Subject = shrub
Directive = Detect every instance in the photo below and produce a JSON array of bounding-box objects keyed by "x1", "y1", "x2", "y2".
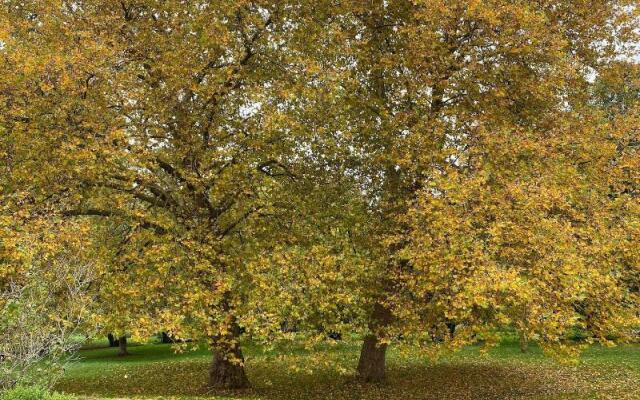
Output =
[
  {"x1": 0, "y1": 253, "x2": 94, "y2": 389},
  {"x1": 0, "y1": 386, "x2": 74, "y2": 400}
]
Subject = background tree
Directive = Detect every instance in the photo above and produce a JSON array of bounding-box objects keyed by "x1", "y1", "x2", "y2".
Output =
[{"x1": 404, "y1": 108, "x2": 640, "y2": 359}]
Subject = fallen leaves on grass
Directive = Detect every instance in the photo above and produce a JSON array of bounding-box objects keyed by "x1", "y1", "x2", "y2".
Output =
[{"x1": 55, "y1": 344, "x2": 640, "y2": 400}]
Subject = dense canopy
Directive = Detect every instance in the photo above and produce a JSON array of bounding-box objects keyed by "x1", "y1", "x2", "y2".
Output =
[{"x1": 1, "y1": 0, "x2": 638, "y2": 390}]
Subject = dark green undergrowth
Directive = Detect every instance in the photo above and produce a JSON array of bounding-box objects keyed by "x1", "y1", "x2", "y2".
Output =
[{"x1": 54, "y1": 338, "x2": 640, "y2": 400}]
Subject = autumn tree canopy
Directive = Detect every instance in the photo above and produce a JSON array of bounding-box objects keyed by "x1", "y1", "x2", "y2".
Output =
[
  {"x1": 1, "y1": 0, "x2": 638, "y2": 390},
  {"x1": 286, "y1": 0, "x2": 640, "y2": 381}
]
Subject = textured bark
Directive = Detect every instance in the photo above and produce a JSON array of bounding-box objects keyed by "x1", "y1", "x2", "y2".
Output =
[
  {"x1": 117, "y1": 335, "x2": 129, "y2": 356},
  {"x1": 357, "y1": 333, "x2": 388, "y2": 383},
  {"x1": 357, "y1": 302, "x2": 393, "y2": 383},
  {"x1": 208, "y1": 342, "x2": 249, "y2": 389},
  {"x1": 208, "y1": 320, "x2": 249, "y2": 389}
]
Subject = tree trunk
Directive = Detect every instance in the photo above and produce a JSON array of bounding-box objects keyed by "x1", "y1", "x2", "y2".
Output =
[
  {"x1": 357, "y1": 333, "x2": 388, "y2": 383},
  {"x1": 209, "y1": 342, "x2": 249, "y2": 389},
  {"x1": 519, "y1": 331, "x2": 529, "y2": 353},
  {"x1": 208, "y1": 320, "x2": 249, "y2": 390},
  {"x1": 160, "y1": 332, "x2": 173, "y2": 344},
  {"x1": 446, "y1": 321, "x2": 456, "y2": 337},
  {"x1": 355, "y1": 0, "x2": 396, "y2": 384},
  {"x1": 357, "y1": 302, "x2": 393, "y2": 383},
  {"x1": 107, "y1": 333, "x2": 117, "y2": 347},
  {"x1": 117, "y1": 335, "x2": 129, "y2": 356}
]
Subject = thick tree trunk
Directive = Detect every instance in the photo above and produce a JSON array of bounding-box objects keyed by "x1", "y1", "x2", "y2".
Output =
[
  {"x1": 357, "y1": 302, "x2": 393, "y2": 383},
  {"x1": 209, "y1": 342, "x2": 249, "y2": 389},
  {"x1": 117, "y1": 335, "x2": 129, "y2": 356},
  {"x1": 107, "y1": 333, "x2": 117, "y2": 347},
  {"x1": 357, "y1": 333, "x2": 388, "y2": 383},
  {"x1": 208, "y1": 320, "x2": 249, "y2": 390}
]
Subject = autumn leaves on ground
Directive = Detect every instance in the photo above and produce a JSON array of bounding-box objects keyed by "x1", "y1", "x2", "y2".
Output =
[
  {"x1": 56, "y1": 338, "x2": 640, "y2": 400},
  {"x1": 1, "y1": 0, "x2": 640, "y2": 399}
]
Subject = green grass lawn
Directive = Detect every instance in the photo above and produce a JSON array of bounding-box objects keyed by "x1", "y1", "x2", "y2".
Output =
[{"x1": 55, "y1": 338, "x2": 640, "y2": 400}]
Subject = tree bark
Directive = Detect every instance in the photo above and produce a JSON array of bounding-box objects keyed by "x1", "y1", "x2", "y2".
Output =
[
  {"x1": 107, "y1": 333, "x2": 117, "y2": 347},
  {"x1": 208, "y1": 320, "x2": 249, "y2": 389},
  {"x1": 209, "y1": 342, "x2": 249, "y2": 389},
  {"x1": 117, "y1": 335, "x2": 129, "y2": 356},
  {"x1": 357, "y1": 302, "x2": 393, "y2": 383},
  {"x1": 357, "y1": 333, "x2": 388, "y2": 383}
]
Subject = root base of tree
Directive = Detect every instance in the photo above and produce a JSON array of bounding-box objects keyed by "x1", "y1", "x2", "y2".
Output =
[{"x1": 208, "y1": 351, "x2": 249, "y2": 390}]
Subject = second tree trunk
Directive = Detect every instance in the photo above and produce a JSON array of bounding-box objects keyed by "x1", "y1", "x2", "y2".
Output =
[
  {"x1": 117, "y1": 335, "x2": 129, "y2": 356},
  {"x1": 356, "y1": 302, "x2": 393, "y2": 383}
]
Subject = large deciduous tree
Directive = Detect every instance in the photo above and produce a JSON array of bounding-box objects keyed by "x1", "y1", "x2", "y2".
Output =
[
  {"x1": 1, "y1": 0, "x2": 309, "y2": 389},
  {"x1": 294, "y1": 0, "x2": 640, "y2": 381}
]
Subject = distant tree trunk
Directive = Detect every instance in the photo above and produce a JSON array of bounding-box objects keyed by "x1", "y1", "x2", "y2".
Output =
[
  {"x1": 357, "y1": 302, "x2": 393, "y2": 383},
  {"x1": 208, "y1": 319, "x2": 249, "y2": 389},
  {"x1": 117, "y1": 336, "x2": 129, "y2": 356},
  {"x1": 519, "y1": 331, "x2": 529, "y2": 353},
  {"x1": 160, "y1": 332, "x2": 173, "y2": 344},
  {"x1": 446, "y1": 321, "x2": 457, "y2": 337},
  {"x1": 107, "y1": 333, "x2": 117, "y2": 347}
]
